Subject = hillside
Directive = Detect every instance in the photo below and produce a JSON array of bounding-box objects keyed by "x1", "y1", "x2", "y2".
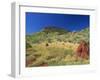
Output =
[
  {"x1": 26, "y1": 26, "x2": 89, "y2": 45},
  {"x1": 26, "y1": 26, "x2": 89, "y2": 67}
]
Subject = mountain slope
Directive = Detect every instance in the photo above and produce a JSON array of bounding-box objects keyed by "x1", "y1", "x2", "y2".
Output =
[
  {"x1": 26, "y1": 26, "x2": 89, "y2": 45},
  {"x1": 26, "y1": 26, "x2": 89, "y2": 67}
]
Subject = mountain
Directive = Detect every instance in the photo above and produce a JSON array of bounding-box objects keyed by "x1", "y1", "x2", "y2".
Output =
[
  {"x1": 42, "y1": 26, "x2": 69, "y2": 34},
  {"x1": 26, "y1": 26, "x2": 89, "y2": 44}
]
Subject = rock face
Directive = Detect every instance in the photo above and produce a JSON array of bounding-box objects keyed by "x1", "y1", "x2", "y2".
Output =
[{"x1": 76, "y1": 40, "x2": 89, "y2": 59}]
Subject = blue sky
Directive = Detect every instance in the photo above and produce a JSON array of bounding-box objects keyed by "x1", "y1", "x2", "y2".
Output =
[{"x1": 26, "y1": 12, "x2": 89, "y2": 34}]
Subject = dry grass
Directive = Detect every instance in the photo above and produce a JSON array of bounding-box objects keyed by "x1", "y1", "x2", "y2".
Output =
[{"x1": 26, "y1": 41, "x2": 89, "y2": 67}]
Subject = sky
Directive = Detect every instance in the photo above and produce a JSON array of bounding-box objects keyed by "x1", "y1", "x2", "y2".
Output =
[{"x1": 26, "y1": 12, "x2": 89, "y2": 34}]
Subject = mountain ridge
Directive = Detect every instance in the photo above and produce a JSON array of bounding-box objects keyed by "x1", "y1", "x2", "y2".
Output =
[{"x1": 26, "y1": 26, "x2": 89, "y2": 44}]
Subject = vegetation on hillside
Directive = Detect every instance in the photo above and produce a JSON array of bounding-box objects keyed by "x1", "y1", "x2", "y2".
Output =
[{"x1": 26, "y1": 26, "x2": 89, "y2": 67}]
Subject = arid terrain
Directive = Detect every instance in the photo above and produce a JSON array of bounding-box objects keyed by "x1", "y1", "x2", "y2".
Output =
[{"x1": 26, "y1": 26, "x2": 89, "y2": 67}]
